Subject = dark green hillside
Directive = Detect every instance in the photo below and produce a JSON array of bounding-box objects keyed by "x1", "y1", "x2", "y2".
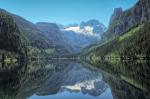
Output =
[
  {"x1": 83, "y1": 0, "x2": 150, "y2": 62},
  {"x1": 101, "y1": 60, "x2": 150, "y2": 99},
  {"x1": 11, "y1": 12, "x2": 70, "y2": 57},
  {"x1": 85, "y1": 22, "x2": 150, "y2": 61},
  {"x1": 0, "y1": 9, "x2": 27, "y2": 58}
]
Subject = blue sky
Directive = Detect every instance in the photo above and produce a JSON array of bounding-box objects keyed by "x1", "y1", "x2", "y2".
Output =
[{"x1": 0, "y1": 0, "x2": 138, "y2": 26}]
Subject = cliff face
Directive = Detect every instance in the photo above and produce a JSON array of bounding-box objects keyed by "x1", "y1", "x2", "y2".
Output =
[
  {"x1": 109, "y1": 8, "x2": 123, "y2": 26},
  {"x1": 103, "y1": 0, "x2": 150, "y2": 40},
  {"x1": 0, "y1": 9, "x2": 27, "y2": 57}
]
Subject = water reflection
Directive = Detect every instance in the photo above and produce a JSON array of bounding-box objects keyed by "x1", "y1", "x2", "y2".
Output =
[
  {"x1": 0, "y1": 60, "x2": 150, "y2": 99},
  {"x1": 0, "y1": 60, "x2": 113, "y2": 99},
  {"x1": 91, "y1": 60, "x2": 150, "y2": 99}
]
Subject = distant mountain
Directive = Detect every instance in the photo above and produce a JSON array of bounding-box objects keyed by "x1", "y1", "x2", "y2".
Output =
[
  {"x1": 36, "y1": 20, "x2": 106, "y2": 53},
  {"x1": 36, "y1": 22, "x2": 74, "y2": 53},
  {"x1": 80, "y1": 19, "x2": 107, "y2": 34},
  {"x1": 62, "y1": 19, "x2": 106, "y2": 52},
  {"x1": 36, "y1": 22, "x2": 64, "y2": 45},
  {"x1": 65, "y1": 19, "x2": 106, "y2": 36}
]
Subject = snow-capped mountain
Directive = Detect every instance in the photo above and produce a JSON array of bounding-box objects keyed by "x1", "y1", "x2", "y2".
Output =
[
  {"x1": 36, "y1": 19, "x2": 106, "y2": 53},
  {"x1": 61, "y1": 19, "x2": 107, "y2": 52},
  {"x1": 64, "y1": 19, "x2": 106, "y2": 36}
]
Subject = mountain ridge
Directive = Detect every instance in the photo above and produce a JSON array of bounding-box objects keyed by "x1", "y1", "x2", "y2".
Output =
[
  {"x1": 83, "y1": 0, "x2": 150, "y2": 61},
  {"x1": 36, "y1": 19, "x2": 106, "y2": 53},
  {"x1": 0, "y1": 8, "x2": 27, "y2": 59},
  {"x1": 102, "y1": 0, "x2": 150, "y2": 41}
]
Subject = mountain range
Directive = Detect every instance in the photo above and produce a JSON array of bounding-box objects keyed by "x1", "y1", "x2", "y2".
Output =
[
  {"x1": 84, "y1": 0, "x2": 150, "y2": 61},
  {"x1": 0, "y1": 8, "x2": 106, "y2": 59},
  {"x1": 1, "y1": 0, "x2": 150, "y2": 61},
  {"x1": 36, "y1": 20, "x2": 106, "y2": 53}
]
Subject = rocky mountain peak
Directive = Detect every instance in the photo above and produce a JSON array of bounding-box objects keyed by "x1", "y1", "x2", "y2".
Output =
[
  {"x1": 103, "y1": 0, "x2": 150, "y2": 40},
  {"x1": 109, "y1": 7, "x2": 123, "y2": 26},
  {"x1": 114, "y1": 8, "x2": 123, "y2": 13},
  {"x1": 80, "y1": 19, "x2": 106, "y2": 29}
]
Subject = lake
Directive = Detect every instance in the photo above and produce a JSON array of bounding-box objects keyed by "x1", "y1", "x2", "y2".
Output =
[{"x1": 0, "y1": 60, "x2": 149, "y2": 99}]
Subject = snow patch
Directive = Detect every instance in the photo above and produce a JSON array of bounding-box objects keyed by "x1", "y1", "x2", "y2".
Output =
[
  {"x1": 64, "y1": 26, "x2": 97, "y2": 36},
  {"x1": 61, "y1": 79, "x2": 100, "y2": 91}
]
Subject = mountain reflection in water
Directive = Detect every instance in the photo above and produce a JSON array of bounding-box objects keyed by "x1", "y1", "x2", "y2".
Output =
[{"x1": 0, "y1": 60, "x2": 150, "y2": 99}]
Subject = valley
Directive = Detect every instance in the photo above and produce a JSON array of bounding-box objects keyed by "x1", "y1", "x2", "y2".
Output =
[{"x1": 0, "y1": 0, "x2": 150, "y2": 99}]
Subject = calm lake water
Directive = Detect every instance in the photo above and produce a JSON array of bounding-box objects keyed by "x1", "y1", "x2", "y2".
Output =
[{"x1": 0, "y1": 60, "x2": 150, "y2": 99}]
